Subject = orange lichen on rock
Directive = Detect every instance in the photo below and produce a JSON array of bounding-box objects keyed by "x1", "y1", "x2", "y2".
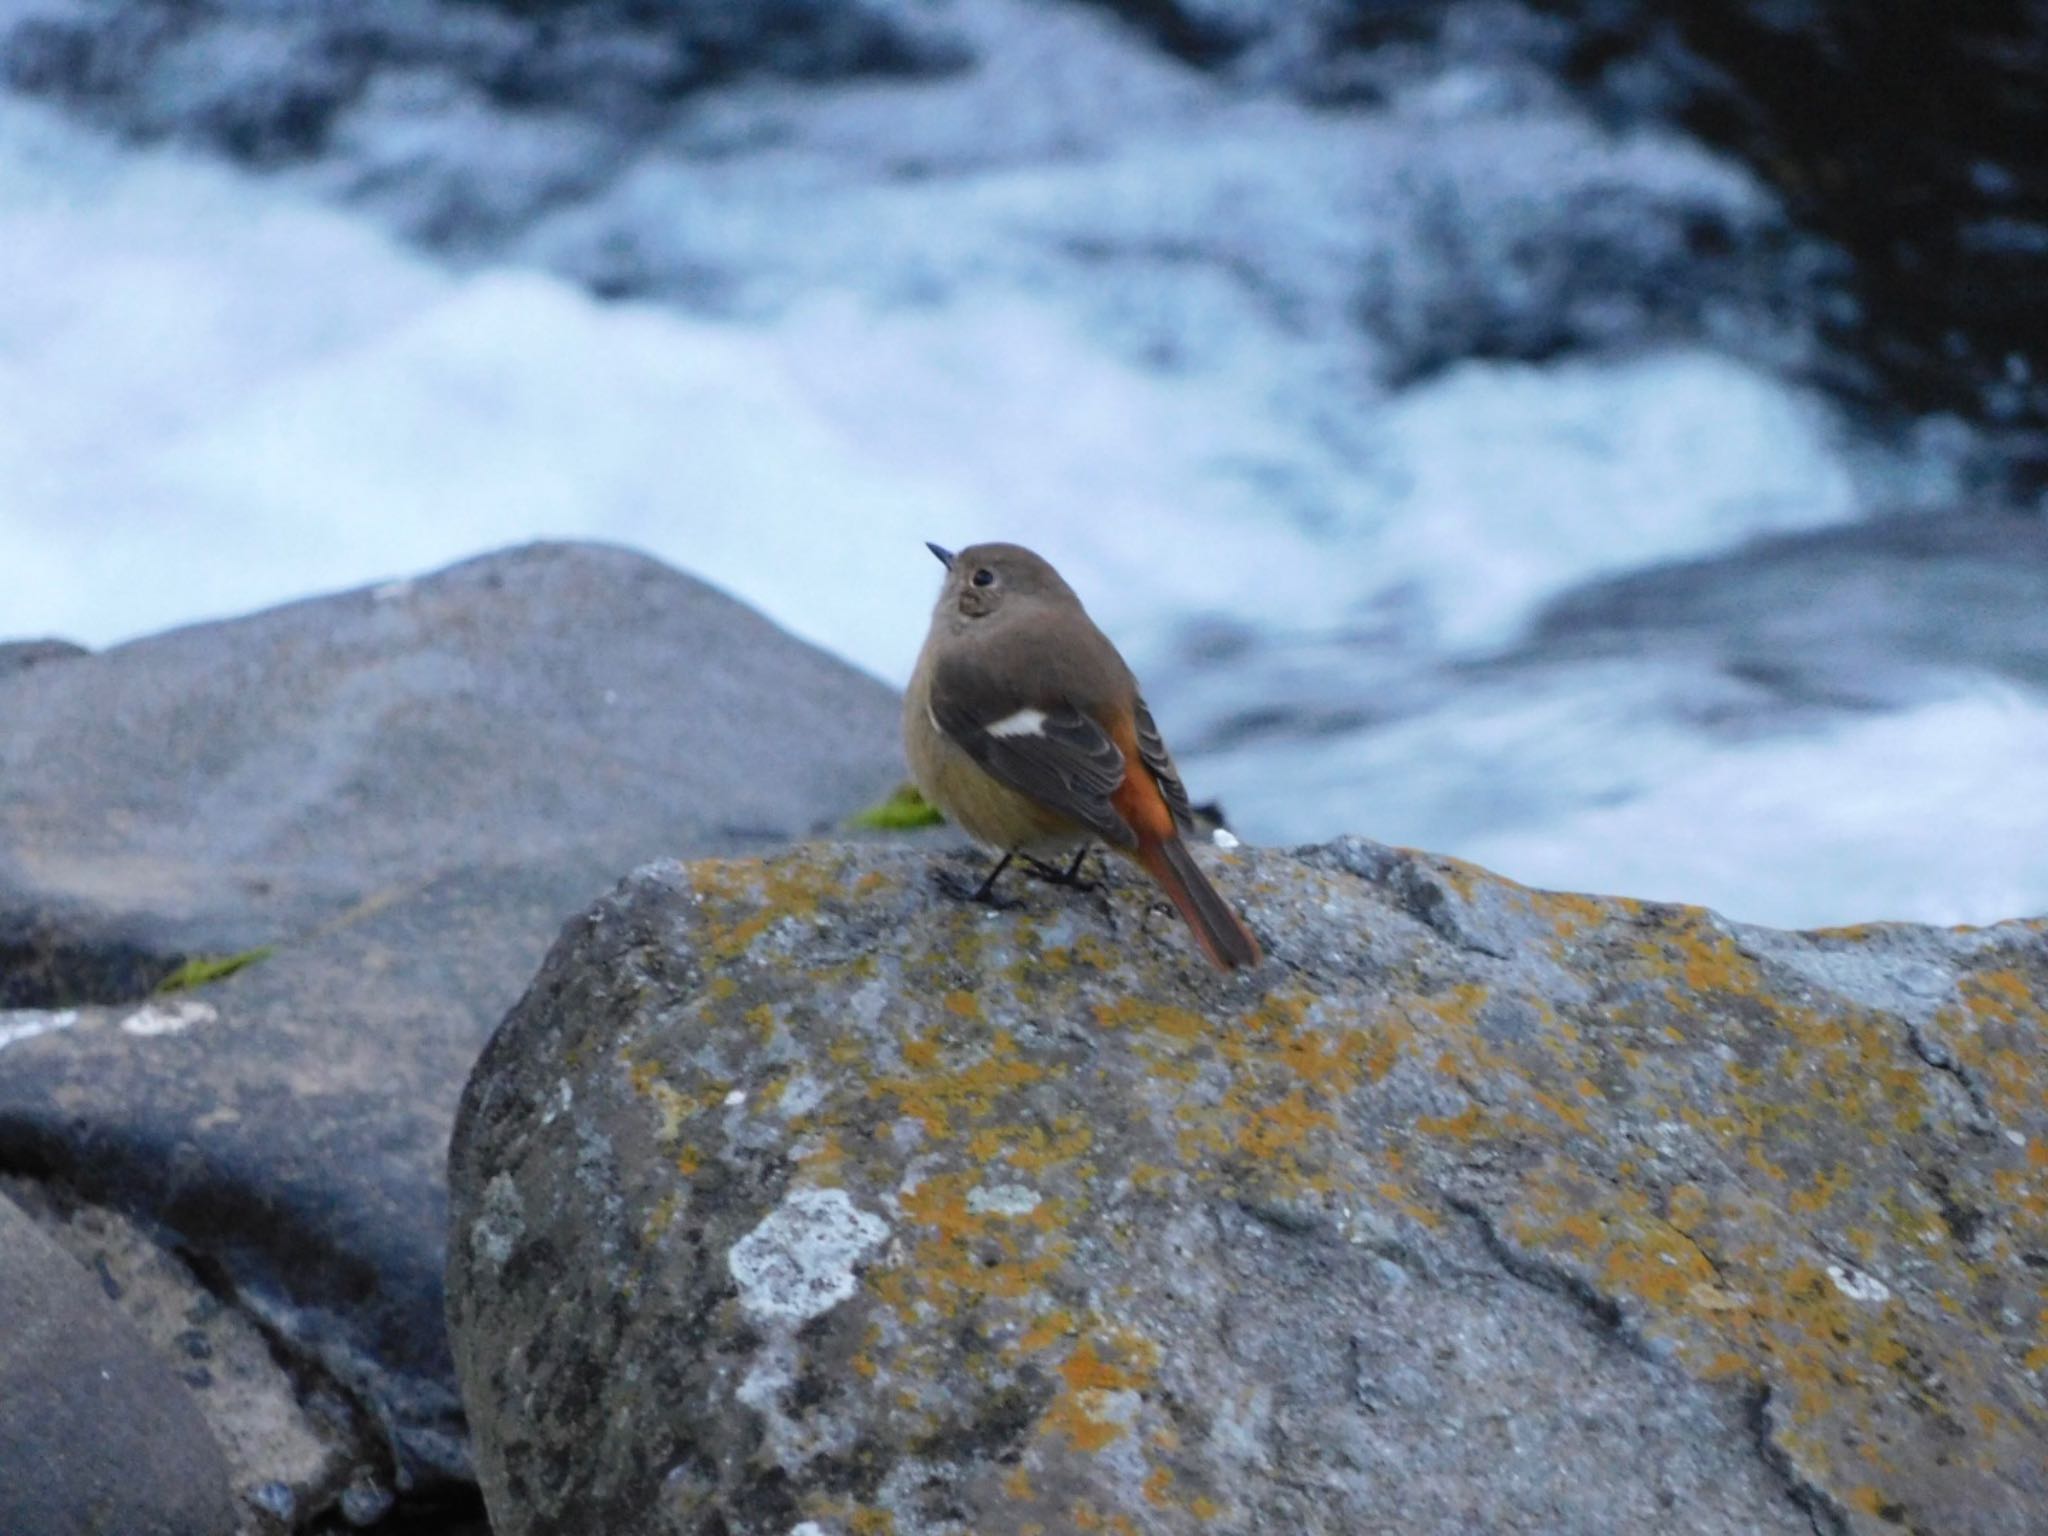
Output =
[{"x1": 466, "y1": 844, "x2": 2048, "y2": 1535}]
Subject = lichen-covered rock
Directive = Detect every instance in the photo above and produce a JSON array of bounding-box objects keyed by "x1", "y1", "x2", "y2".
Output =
[{"x1": 448, "y1": 838, "x2": 2048, "y2": 1534}]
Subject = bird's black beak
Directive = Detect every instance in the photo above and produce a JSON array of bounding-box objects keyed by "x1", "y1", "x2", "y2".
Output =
[{"x1": 926, "y1": 542, "x2": 955, "y2": 568}]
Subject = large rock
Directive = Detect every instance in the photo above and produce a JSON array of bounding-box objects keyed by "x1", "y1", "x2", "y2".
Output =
[
  {"x1": 449, "y1": 839, "x2": 2048, "y2": 1535},
  {"x1": 0, "y1": 540, "x2": 898, "y2": 994},
  {"x1": 0, "y1": 543, "x2": 902, "y2": 1514},
  {"x1": 0, "y1": 1188, "x2": 241, "y2": 1536},
  {"x1": 2, "y1": 1174, "x2": 384, "y2": 1534}
]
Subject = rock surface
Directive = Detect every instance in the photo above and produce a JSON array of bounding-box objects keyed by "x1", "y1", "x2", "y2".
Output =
[
  {"x1": 0, "y1": 1188, "x2": 242, "y2": 1536},
  {"x1": 0, "y1": 542, "x2": 902, "y2": 1512},
  {"x1": 450, "y1": 838, "x2": 2048, "y2": 1535},
  {"x1": 3, "y1": 1174, "x2": 380, "y2": 1533},
  {"x1": 0, "y1": 540, "x2": 899, "y2": 997}
]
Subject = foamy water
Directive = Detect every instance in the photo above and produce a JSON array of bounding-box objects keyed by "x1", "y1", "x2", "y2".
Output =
[{"x1": 3, "y1": 0, "x2": 2041, "y2": 930}]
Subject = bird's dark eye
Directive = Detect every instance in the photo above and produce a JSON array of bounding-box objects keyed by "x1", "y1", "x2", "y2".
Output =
[{"x1": 971, "y1": 568, "x2": 995, "y2": 588}]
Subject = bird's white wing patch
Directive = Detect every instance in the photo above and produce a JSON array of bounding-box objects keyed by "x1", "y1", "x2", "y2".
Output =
[{"x1": 985, "y1": 707, "x2": 1048, "y2": 738}]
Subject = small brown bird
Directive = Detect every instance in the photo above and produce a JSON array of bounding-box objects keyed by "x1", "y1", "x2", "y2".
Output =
[{"x1": 905, "y1": 541, "x2": 1261, "y2": 970}]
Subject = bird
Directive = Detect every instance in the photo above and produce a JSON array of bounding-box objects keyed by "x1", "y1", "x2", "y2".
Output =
[{"x1": 904, "y1": 541, "x2": 1261, "y2": 971}]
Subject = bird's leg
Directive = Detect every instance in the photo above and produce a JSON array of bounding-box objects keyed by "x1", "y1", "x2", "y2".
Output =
[
  {"x1": 971, "y1": 852, "x2": 1016, "y2": 902},
  {"x1": 937, "y1": 851, "x2": 1021, "y2": 909},
  {"x1": 1024, "y1": 845, "x2": 1099, "y2": 891}
]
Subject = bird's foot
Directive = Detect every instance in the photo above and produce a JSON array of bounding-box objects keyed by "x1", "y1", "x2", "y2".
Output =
[
  {"x1": 1023, "y1": 847, "x2": 1100, "y2": 892},
  {"x1": 935, "y1": 853, "x2": 1022, "y2": 910}
]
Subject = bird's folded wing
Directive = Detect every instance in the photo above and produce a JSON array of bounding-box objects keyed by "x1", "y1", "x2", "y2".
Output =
[
  {"x1": 928, "y1": 656, "x2": 1136, "y2": 848},
  {"x1": 1132, "y1": 695, "x2": 1195, "y2": 833}
]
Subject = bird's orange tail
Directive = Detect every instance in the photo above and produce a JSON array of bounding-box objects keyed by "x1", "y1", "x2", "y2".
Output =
[{"x1": 1134, "y1": 835, "x2": 1262, "y2": 971}]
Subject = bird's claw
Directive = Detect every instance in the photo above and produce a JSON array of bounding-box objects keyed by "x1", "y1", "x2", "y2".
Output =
[
  {"x1": 1024, "y1": 848, "x2": 1099, "y2": 891},
  {"x1": 935, "y1": 858, "x2": 1022, "y2": 910}
]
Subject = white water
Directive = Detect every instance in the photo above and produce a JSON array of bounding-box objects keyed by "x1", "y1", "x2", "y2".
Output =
[{"x1": 3, "y1": 4, "x2": 2042, "y2": 930}]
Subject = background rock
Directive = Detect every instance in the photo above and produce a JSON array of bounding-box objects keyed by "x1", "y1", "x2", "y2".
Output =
[
  {"x1": 0, "y1": 639, "x2": 88, "y2": 677},
  {"x1": 0, "y1": 1187, "x2": 242, "y2": 1536},
  {"x1": 2, "y1": 1175, "x2": 380, "y2": 1531},
  {"x1": 0, "y1": 542, "x2": 902, "y2": 1514},
  {"x1": 449, "y1": 839, "x2": 2047, "y2": 1535}
]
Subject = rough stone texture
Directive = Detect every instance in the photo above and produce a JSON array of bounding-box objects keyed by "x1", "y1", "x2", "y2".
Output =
[
  {"x1": 449, "y1": 838, "x2": 2048, "y2": 1535},
  {"x1": 0, "y1": 1188, "x2": 242, "y2": 1536},
  {"x1": 0, "y1": 542, "x2": 902, "y2": 1505},
  {"x1": 2, "y1": 1176, "x2": 375, "y2": 1533}
]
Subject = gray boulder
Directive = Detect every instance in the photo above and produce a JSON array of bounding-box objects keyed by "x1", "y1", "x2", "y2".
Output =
[
  {"x1": 448, "y1": 838, "x2": 2048, "y2": 1535},
  {"x1": 0, "y1": 639, "x2": 87, "y2": 677},
  {"x1": 0, "y1": 542, "x2": 902, "y2": 1512},
  {"x1": 0, "y1": 1188, "x2": 241, "y2": 1536},
  {"x1": 2, "y1": 1174, "x2": 383, "y2": 1534}
]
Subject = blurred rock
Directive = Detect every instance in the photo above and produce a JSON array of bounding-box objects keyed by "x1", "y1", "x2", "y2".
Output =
[
  {"x1": 0, "y1": 1188, "x2": 241, "y2": 1536},
  {"x1": 0, "y1": 542, "x2": 902, "y2": 1510},
  {"x1": 448, "y1": 838, "x2": 2048, "y2": 1534},
  {"x1": 0, "y1": 540, "x2": 899, "y2": 998},
  {"x1": 1518, "y1": 510, "x2": 2048, "y2": 715},
  {"x1": 3, "y1": 1176, "x2": 376, "y2": 1532},
  {"x1": 0, "y1": 639, "x2": 88, "y2": 676}
]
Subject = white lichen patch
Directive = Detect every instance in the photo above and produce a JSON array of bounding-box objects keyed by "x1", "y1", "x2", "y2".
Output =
[
  {"x1": 470, "y1": 1173, "x2": 527, "y2": 1271},
  {"x1": 737, "y1": 1344, "x2": 794, "y2": 1422},
  {"x1": 1827, "y1": 1263, "x2": 1892, "y2": 1303},
  {"x1": 0, "y1": 1009, "x2": 79, "y2": 1051},
  {"x1": 120, "y1": 999, "x2": 218, "y2": 1036},
  {"x1": 777, "y1": 1074, "x2": 826, "y2": 1119},
  {"x1": 1078, "y1": 1386, "x2": 1143, "y2": 1432},
  {"x1": 966, "y1": 1183, "x2": 1041, "y2": 1218},
  {"x1": 730, "y1": 1187, "x2": 889, "y2": 1324}
]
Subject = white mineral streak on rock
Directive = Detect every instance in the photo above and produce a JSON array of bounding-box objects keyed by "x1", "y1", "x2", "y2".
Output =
[
  {"x1": 777, "y1": 1074, "x2": 826, "y2": 1118},
  {"x1": 1827, "y1": 1263, "x2": 1892, "y2": 1303},
  {"x1": 120, "y1": 999, "x2": 219, "y2": 1036},
  {"x1": 966, "y1": 1183, "x2": 1041, "y2": 1218},
  {"x1": 737, "y1": 1342, "x2": 795, "y2": 1433},
  {"x1": 471, "y1": 1173, "x2": 527, "y2": 1271},
  {"x1": 730, "y1": 1187, "x2": 889, "y2": 1323},
  {"x1": 542, "y1": 1081, "x2": 574, "y2": 1124},
  {"x1": 0, "y1": 1009, "x2": 79, "y2": 1051}
]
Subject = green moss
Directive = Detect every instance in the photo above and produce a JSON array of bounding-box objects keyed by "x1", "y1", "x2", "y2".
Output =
[
  {"x1": 846, "y1": 783, "x2": 945, "y2": 831},
  {"x1": 154, "y1": 947, "x2": 274, "y2": 994}
]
